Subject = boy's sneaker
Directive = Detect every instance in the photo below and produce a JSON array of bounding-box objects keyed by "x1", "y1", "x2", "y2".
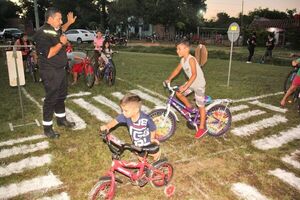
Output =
[{"x1": 195, "y1": 128, "x2": 207, "y2": 139}]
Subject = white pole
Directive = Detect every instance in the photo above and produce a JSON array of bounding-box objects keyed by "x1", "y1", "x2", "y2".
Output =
[{"x1": 227, "y1": 34, "x2": 234, "y2": 87}]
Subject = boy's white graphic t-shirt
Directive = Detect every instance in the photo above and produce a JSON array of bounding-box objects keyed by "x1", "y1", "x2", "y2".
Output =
[{"x1": 116, "y1": 112, "x2": 156, "y2": 147}]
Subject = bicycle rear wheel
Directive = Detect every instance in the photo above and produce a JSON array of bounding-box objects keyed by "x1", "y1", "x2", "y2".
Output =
[
  {"x1": 148, "y1": 109, "x2": 176, "y2": 142},
  {"x1": 85, "y1": 65, "x2": 95, "y2": 88},
  {"x1": 206, "y1": 105, "x2": 231, "y2": 137},
  {"x1": 284, "y1": 70, "x2": 297, "y2": 93}
]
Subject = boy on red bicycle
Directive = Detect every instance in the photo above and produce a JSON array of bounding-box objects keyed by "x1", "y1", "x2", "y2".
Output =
[
  {"x1": 165, "y1": 39, "x2": 207, "y2": 139},
  {"x1": 100, "y1": 93, "x2": 160, "y2": 161}
]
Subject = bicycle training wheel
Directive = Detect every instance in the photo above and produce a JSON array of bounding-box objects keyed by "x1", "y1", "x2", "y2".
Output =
[
  {"x1": 88, "y1": 178, "x2": 115, "y2": 200},
  {"x1": 150, "y1": 162, "x2": 173, "y2": 188},
  {"x1": 206, "y1": 105, "x2": 231, "y2": 137},
  {"x1": 148, "y1": 109, "x2": 176, "y2": 142}
]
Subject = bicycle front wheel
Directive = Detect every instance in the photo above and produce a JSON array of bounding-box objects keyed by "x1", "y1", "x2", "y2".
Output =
[
  {"x1": 206, "y1": 105, "x2": 231, "y2": 137},
  {"x1": 88, "y1": 178, "x2": 115, "y2": 200},
  {"x1": 85, "y1": 65, "x2": 95, "y2": 88},
  {"x1": 284, "y1": 70, "x2": 297, "y2": 93},
  {"x1": 105, "y1": 65, "x2": 116, "y2": 86},
  {"x1": 148, "y1": 109, "x2": 176, "y2": 142},
  {"x1": 150, "y1": 162, "x2": 173, "y2": 188}
]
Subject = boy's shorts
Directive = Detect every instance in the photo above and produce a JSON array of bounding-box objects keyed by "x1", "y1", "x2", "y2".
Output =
[
  {"x1": 183, "y1": 86, "x2": 206, "y2": 107},
  {"x1": 292, "y1": 75, "x2": 300, "y2": 87},
  {"x1": 72, "y1": 63, "x2": 84, "y2": 73}
]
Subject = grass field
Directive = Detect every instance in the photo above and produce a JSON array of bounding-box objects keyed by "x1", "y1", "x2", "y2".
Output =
[{"x1": 0, "y1": 47, "x2": 299, "y2": 200}]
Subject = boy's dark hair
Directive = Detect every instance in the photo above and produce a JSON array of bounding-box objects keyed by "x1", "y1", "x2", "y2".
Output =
[
  {"x1": 176, "y1": 39, "x2": 190, "y2": 47},
  {"x1": 45, "y1": 7, "x2": 61, "y2": 22},
  {"x1": 120, "y1": 93, "x2": 142, "y2": 106}
]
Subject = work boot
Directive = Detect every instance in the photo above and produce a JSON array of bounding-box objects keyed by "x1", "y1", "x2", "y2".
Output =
[
  {"x1": 44, "y1": 125, "x2": 60, "y2": 139},
  {"x1": 57, "y1": 117, "x2": 75, "y2": 128}
]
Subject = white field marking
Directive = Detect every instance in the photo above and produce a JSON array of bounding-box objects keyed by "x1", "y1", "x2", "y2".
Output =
[
  {"x1": 116, "y1": 77, "x2": 167, "y2": 100},
  {"x1": 232, "y1": 92, "x2": 283, "y2": 103},
  {"x1": 232, "y1": 110, "x2": 266, "y2": 122},
  {"x1": 0, "y1": 171, "x2": 63, "y2": 199},
  {"x1": 93, "y1": 95, "x2": 121, "y2": 113},
  {"x1": 22, "y1": 87, "x2": 86, "y2": 130},
  {"x1": 130, "y1": 89, "x2": 165, "y2": 106},
  {"x1": 282, "y1": 150, "x2": 300, "y2": 169},
  {"x1": 67, "y1": 91, "x2": 91, "y2": 98},
  {"x1": 230, "y1": 104, "x2": 249, "y2": 113},
  {"x1": 38, "y1": 192, "x2": 70, "y2": 200},
  {"x1": 0, "y1": 141, "x2": 49, "y2": 159},
  {"x1": 72, "y1": 98, "x2": 112, "y2": 122},
  {"x1": 231, "y1": 115, "x2": 287, "y2": 137},
  {"x1": 269, "y1": 168, "x2": 300, "y2": 191},
  {"x1": 231, "y1": 183, "x2": 269, "y2": 200},
  {"x1": 249, "y1": 100, "x2": 287, "y2": 113},
  {"x1": 111, "y1": 92, "x2": 150, "y2": 113},
  {"x1": 252, "y1": 124, "x2": 300, "y2": 150},
  {"x1": 65, "y1": 107, "x2": 87, "y2": 130},
  {"x1": 21, "y1": 87, "x2": 42, "y2": 109},
  {"x1": 0, "y1": 154, "x2": 52, "y2": 177},
  {"x1": 0, "y1": 135, "x2": 46, "y2": 147}
]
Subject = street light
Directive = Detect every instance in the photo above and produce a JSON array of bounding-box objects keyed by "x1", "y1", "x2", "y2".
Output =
[{"x1": 197, "y1": 9, "x2": 205, "y2": 37}]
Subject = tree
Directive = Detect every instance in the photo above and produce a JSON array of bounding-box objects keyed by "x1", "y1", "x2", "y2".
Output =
[{"x1": 0, "y1": 0, "x2": 21, "y2": 28}]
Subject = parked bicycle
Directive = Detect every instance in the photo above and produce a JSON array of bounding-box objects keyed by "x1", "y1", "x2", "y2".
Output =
[
  {"x1": 88, "y1": 131, "x2": 173, "y2": 200},
  {"x1": 68, "y1": 51, "x2": 95, "y2": 88},
  {"x1": 92, "y1": 53, "x2": 116, "y2": 86},
  {"x1": 149, "y1": 82, "x2": 232, "y2": 142}
]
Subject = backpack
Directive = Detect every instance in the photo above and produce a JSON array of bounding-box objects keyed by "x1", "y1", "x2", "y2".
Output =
[{"x1": 194, "y1": 44, "x2": 208, "y2": 67}]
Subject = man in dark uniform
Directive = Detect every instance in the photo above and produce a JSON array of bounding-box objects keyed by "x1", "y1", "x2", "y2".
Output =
[{"x1": 33, "y1": 7, "x2": 77, "y2": 138}]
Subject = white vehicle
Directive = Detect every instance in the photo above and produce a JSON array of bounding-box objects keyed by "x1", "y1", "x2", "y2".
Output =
[{"x1": 65, "y1": 29, "x2": 95, "y2": 43}]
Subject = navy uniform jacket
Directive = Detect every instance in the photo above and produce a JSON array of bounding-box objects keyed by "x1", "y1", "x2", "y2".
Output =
[{"x1": 33, "y1": 23, "x2": 68, "y2": 70}]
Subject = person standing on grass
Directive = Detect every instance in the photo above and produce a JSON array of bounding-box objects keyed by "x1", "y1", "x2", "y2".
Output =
[
  {"x1": 261, "y1": 33, "x2": 276, "y2": 64},
  {"x1": 33, "y1": 7, "x2": 76, "y2": 139},
  {"x1": 246, "y1": 32, "x2": 257, "y2": 63},
  {"x1": 165, "y1": 39, "x2": 207, "y2": 139}
]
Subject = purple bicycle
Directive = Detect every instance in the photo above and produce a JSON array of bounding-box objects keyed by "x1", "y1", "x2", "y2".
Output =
[{"x1": 148, "y1": 82, "x2": 232, "y2": 142}]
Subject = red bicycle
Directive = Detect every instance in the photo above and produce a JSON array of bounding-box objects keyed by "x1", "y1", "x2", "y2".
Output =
[{"x1": 88, "y1": 131, "x2": 174, "y2": 200}]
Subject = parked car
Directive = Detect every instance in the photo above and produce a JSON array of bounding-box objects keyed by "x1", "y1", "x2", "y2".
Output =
[
  {"x1": 0, "y1": 28, "x2": 23, "y2": 41},
  {"x1": 65, "y1": 29, "x2": 95, "y2": 43}
]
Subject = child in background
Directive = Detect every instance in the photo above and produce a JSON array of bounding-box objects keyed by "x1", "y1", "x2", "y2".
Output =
[
  {"x1": 100, "y1": 93, "x2": 160, "y2": 161},
  {"x1": 102, "y1": 40, "x2": 114, "y2": 60},
  {"x1": 165, "y1": 39, "x2": 207, "y2": 139}
]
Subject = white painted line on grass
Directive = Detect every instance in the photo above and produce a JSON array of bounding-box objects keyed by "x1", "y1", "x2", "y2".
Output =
[
  {"x1": 111, "y1": 92, "x2": 150, "y2": 113},
  {"x1": 233, "y1": 110, "x2": 266, "y2": 122},
  {"x1": 38, "y1": 192, "x2": 70, "y2": 200},
  {"x1": 93, "y1": 95, "x2": 121, "y2": 113},
  {"x1": 232, "y1": 92, "x2": 284, "y2": 103},
  {"x1": 231, "y1": 183, "x2": 269, "y2": 200},
  {"x1": 116, "y1": 77, "x2": 167, "y2": 100},
  {"x1": 249, "y1": 100, "x2": 287, "y2": 113},
  {"x1": 252, "y1": 124, "x2": 300, "y2": 150},
  {"x1": 130, "y1": 89, "x2": 165, "y2": 106},
  {"x1": 0, "y1": 141, "x2": 49, "y2": 159},
  {"x1": 0, "y1": 154, "x2": 52, "y2": 177},
  {"x1": 282, "y1": 150, "x2": 300, "y2": 169},
  {"x1": 230, "y1": 105, "x2": 249, "y2": 113},
  {"x1": 66, "y1": 107, "x2": 87, "y2": 130},
  {"x1": 0, "y1": 171, "x2": 63, "y2": 199},
  {"x1": 67, "y1": 91, "x2": 91, "y2": 98},
  {"x1": 0, "y1": 135, "x2": 46, "y2": 147},
  {"x1": 72, "y1": 98, "x2": 112, "y2": 122},
  {"x1": 22, "y1": 87, "x2": 86, "y2": 130},
  {"x1": 232, "y1": 115, "x2": 287, "y2": 137},
  {"x1": 21, "y1": 87, "x2": 42, "y2": 109},
  {"x1": 269, "y1": 168, "x2": 300, "y2": 191}
]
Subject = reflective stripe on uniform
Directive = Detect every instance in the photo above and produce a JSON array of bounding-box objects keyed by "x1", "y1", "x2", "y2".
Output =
[
  {"x1": 54, "y1": 113, "x2": 66, "y2": 118},
  {"x1": 42, "y1": 121, "x2": 53, "y2": 126}
]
